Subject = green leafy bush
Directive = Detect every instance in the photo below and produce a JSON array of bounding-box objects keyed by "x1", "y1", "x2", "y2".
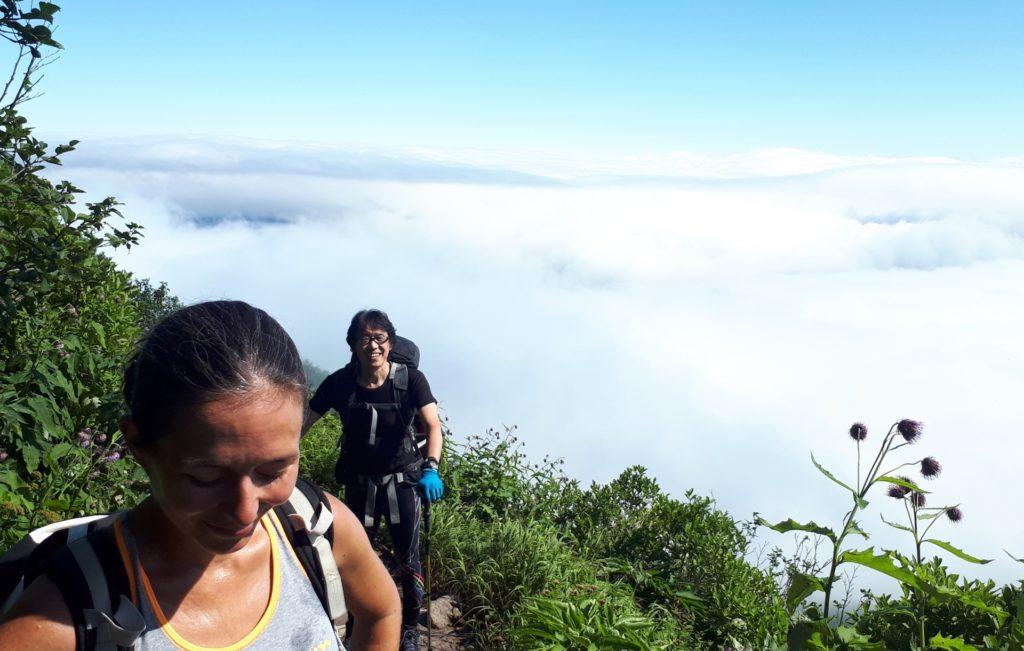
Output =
[{"x1": 1, "y1": 1, "x2": 151, "y2": 547}]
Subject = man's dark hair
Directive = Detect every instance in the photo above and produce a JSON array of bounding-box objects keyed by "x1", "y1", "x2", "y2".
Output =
[
  {"x1": 123, "y1": 300, "x2": 307, "y2": 446},
  {"x1": 346, "y1": 309, "x2": 397, "y2": 351}
]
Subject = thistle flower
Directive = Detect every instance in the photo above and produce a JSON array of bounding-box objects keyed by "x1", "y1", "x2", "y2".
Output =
[
  {"x1": 946, "y1": 507, "x2": 963, "y2": 523},
  {"x1": 849, "y1": 422, "x2": 867, "y2": 441},
  {"x1": 920, "y1": 456, "x2": 942, "y2": 478},
  {"x1": 887, "y1": 476, "x2": 912, "y2": 499},
  {"x1": 898, "y1": 419, "x2": 922, "y2": 443},
  {"x1": 911, "y1": 492, "x2": 926, "y2": 508}
]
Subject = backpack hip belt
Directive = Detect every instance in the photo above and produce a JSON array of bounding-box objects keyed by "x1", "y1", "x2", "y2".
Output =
[{"x1": 356, "y1": 472, "x2": 411, "y2": 527}]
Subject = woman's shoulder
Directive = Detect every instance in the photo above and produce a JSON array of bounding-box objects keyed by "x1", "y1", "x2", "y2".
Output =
[{"x1": 0, "y1": 573, "x2": 76, "y2": 650}]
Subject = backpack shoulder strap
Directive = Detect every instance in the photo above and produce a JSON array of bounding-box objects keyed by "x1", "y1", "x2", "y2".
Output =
[
  {"x1": 43, "y1": 515, "x2": 144, "y2": 651},
  {"x1": 1, "y1": 514, "x2": 112, "y2": 615},
  {"x1": 390, "y1": 362, "x2": 408, "y2": 393},
  {"x1": 273, "y1": 479, "x2": 347, "y2": 630}
]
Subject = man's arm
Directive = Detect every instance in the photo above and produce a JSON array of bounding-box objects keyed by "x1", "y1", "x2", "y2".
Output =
[
  {"x1": 326, "y1": 494, "x2": 401, "y2": 650},
  {"x1": 419, "y1": 402, "x2": 442, "y2": 463}
]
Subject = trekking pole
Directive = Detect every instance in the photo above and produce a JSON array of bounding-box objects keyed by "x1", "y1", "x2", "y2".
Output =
[{"x1": 422, "y1": 494, "x2": 432, "y2": 651}]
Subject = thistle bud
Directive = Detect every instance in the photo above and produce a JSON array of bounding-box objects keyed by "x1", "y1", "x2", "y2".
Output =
[
  {"x1": 911, "y1": 492, "x2": 926, "y2": 508},
  {"x1": 887, "y1": 476, "x2": 912, "y2": 499},
  {"x1": 946, "y1": 507, "x2": 963, "y2": 523},
  {"x1": 898, "y1": 419, "x2": 922, "y2": 443},
  {"x1": 849, "y1": 422, "x2": 867, "y2": 441},
  {"x1": 103, "y1": 452, "x2": 121, "y2": 463},
  {"x1": 920, "y1": 456, "x2": 941, "y2": 478},
  {"x1": 95, "y1": 433, "x2": 108, "y2": 444}
]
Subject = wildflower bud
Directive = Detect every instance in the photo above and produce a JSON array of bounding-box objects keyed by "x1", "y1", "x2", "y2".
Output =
[
  {"x1": 80, "y1": 439, "x2": 91, "y2": 449},
  {"x1": 898, "y1": 419, "x2": 922, "y2": 443},
  {"x1": 849, "y1": 422, "x2": 867, "y2": 441},
  {"x1": 104, "y1": 452, "x2": 121, "y2": 463},
  {"x1": 920, "y1": 456, "x2": 941, "y2": 478},
  {"x1": 912, "y1": 492, "x2": 926, "y2": 508},
  {"x1": 887, "y1": 476, "x2": 913, "y2": 499},
  {"x1": 946, "y1": 507, "x2": 963, "y2": 523},
  {"x1": 888, "y1": 484, "x2": 909, "y2": 499},
  {"x1": 95, "y1": 433, "x2": 108, "y2": 444}
]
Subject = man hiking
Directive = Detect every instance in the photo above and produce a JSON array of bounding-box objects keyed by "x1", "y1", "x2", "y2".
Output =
[{"x1": 303, "y1": 309, "x2": 444, "y2": 651}]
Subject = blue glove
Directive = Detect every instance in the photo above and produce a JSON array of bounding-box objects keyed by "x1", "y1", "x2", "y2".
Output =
[{"x1": 418, "y1": 468, "x2": 444, "y2": 502}]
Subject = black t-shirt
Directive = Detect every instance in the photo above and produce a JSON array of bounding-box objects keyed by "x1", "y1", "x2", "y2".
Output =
[{"x1": 309, "y1": 364, "x2": 436, "y2": 474}]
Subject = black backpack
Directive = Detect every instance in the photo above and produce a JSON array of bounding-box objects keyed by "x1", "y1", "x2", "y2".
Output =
[{"x1": 0, "y1": 479, "x2": 348, "y2": 650}]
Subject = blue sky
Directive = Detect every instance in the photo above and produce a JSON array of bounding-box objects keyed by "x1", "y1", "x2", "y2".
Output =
[{"x1": 29, "y1": 1, "x2": 1024, "y2": 157}]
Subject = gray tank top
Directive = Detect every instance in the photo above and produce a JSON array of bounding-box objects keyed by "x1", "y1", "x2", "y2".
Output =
[{"x1": 116, "y1": 511, "x2": 340, "y2": 651}]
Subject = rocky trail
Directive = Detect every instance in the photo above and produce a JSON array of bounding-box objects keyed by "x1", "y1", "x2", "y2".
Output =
[{"x1": 416, "y1": 594, "x2": 468, "y2": 651}]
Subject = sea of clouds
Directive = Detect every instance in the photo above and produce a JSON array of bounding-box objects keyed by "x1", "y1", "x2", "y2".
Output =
[{"x1": 51, "y1": 135, "x2": 1024, "y2": 592}]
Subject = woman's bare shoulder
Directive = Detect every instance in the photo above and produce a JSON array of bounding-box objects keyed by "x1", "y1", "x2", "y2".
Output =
[{"x1": 0, "y1": 574, "x2": 75, "y2": 650}]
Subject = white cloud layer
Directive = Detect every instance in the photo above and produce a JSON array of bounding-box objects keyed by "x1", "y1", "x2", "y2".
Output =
[{"x1": 52, "y1": 137, "x2": 1024, "y2": 592}]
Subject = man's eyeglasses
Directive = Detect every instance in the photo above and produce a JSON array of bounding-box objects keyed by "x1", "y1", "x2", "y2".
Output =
[{"x1": 356, "y1": 334, "x2": 390, "y2": 347}]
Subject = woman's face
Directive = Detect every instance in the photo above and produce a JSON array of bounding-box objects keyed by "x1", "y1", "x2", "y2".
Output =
[
  {"x1": 127, "y1": 385, "x2": 303, "y2": 554},
  {"x1": 354, "y1": 326, "x2": 392, "y2": 372}
]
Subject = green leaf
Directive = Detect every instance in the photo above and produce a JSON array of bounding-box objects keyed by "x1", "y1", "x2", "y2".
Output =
[
  {"x1": 811, "y1": 452, "x2": 860, "y2": 497},
  {"x1": 880, "y1": 513, "x2": 913, "y2": 534},
  {"x1": 924, "y1": 539, "x2": 992, "y2": 564},
  {"x1": 1005, "y1": 550, "x2": 1024, "y2": 565},
  {"x1": 89, "y1": 321, "x2": 106, "y2": 347},
  {"x1": 876, "y1": 475, "x2": 928, "y2": 494},
  {"x1": 20, "y1": 445, "x2": 40, "y2": 473},
  {"x1": 847, "y1": 519, "x2": 870, "y2": 540},
  {"x1": 25, "y1": 395, "x2": 60, "y2": 435},
  {"x1": 839, "y1": 547, "x2": 929, "y2": 592},
  {"x1": 929, "y1": 633, "x2": 978, "y2": 650},
  {"x1": 786, "y1": 571, "x2": 824, "y2": 612},
  {"x1": 756, "y1": 516, "x2": 836, "y2": 542}
]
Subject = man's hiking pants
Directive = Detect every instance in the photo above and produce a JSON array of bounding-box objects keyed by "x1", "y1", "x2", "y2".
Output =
[{"x1": 344, "y1": 477, "x2": 424, "y2": 628}]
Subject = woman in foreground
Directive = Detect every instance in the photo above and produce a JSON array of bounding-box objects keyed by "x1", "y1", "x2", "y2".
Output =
[{"x1": 0, "y1": 300, "x2": 400, "y2": 650}]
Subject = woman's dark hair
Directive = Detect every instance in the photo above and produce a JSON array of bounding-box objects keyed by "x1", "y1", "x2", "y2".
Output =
[
  {"x1": 346, "y1": 309, "x2": 397, "y2": 350},
  {"x1": 123, "y1": 300, "x2": 307, "y2": 446}
]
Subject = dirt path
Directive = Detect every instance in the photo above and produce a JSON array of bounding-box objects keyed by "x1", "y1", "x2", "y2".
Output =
[{"x1": 415, "y1": 618, "x2": 467, "y2": 651}]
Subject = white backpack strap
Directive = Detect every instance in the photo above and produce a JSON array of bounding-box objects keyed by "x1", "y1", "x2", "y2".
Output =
[{"x1": 285, "y1": 486, "x2": 348, "y2": 628}]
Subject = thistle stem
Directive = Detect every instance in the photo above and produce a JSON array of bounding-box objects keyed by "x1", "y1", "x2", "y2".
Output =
[{"x1": 862, "y1": 423, "x2": 898, "y2": 494}]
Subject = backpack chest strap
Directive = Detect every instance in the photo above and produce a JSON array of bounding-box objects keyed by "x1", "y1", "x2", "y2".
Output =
[{"x1": 284, "y1": 487, "x2": 348, "y2": 628}]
